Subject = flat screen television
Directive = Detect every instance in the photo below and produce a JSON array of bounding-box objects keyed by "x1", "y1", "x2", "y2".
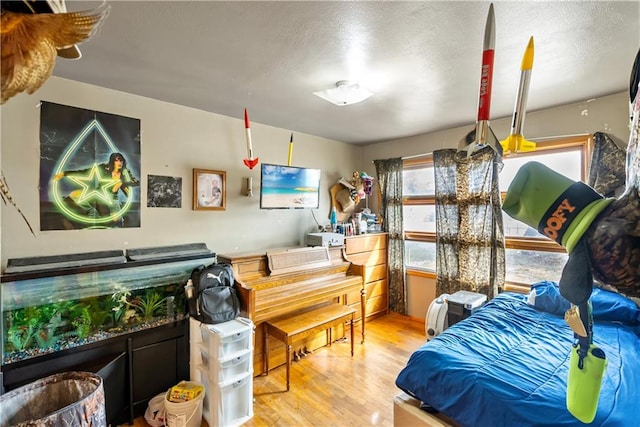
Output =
[{"x1": 260, "y1": 163, "x2": 321, "y2": 209}]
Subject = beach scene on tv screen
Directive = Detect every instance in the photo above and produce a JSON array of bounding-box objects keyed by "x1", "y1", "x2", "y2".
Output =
[{"x1": 261, "y1": 164, "x2": 320, "y2": 208}]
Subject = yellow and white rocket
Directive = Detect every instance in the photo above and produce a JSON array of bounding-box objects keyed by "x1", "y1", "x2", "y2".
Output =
[{"x1": 500, "y1": 37, "x2": 536, "y2": 155}]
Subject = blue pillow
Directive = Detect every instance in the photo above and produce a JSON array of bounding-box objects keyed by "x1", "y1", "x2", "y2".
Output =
[
  {"x1": 591, "y1": 287, "x2": 640, "y2": 324},
  {"x1": 528, "y1": 280, "x2": 571, "y2": 316},
  {"x1": 528, "y1": 280, "x2": 640, "y2": 325}
]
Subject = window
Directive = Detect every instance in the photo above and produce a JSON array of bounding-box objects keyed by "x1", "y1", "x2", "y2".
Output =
[{"x1": 403, "y1": 135, "x2": 592, "y2": 285}]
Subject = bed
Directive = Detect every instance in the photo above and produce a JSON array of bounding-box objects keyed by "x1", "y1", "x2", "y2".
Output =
[{"x1": 395, "y1": 281, "x2": 640, "y2": 426}]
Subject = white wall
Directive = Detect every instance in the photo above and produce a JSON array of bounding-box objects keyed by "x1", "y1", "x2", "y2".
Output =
[
  {"x1": 362, "y1": 91, "x2": 630, "y2": 166},
  {"x1": 406, "y1": 273, "x2": 436, "y2": 323},
  {"x1": 0, "y1": 77, "x2": 362, "y2": 268}
]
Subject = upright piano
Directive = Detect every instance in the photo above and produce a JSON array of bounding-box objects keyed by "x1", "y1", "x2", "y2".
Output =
[{"x1": 217, "y1": 245, "x2": 365, "y2": 375}]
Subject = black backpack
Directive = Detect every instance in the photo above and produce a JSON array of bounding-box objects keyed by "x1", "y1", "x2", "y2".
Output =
[{"x1": 188, "y1": 262, "x2": 240, "y2": 324}]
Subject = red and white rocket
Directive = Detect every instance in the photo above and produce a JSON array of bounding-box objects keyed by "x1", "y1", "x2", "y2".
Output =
[
  {"x1": 459, "y1": 3, "x2": 501, "y2": 157},
  {"x1": 243, "y1": 108, "x2": 259, "y2": 170}
]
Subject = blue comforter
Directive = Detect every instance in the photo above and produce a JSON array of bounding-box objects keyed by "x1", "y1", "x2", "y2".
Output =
[{"x1": 395, "y1": 282, "x2": 640, "y2": 426}]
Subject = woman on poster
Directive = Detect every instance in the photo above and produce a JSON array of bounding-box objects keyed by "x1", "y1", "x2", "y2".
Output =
[{"x1": 53, "y1": 152, "x2": 139, "y2": 225}]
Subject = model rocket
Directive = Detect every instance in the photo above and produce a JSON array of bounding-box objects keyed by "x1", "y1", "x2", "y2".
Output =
[
  {"x1": 287, "y1": 132, "x2": 294, "y2": 166},
  {"x1": 500, "y1": 37, "x2": 536, "y2": 155},
  {"x1": 459, "y1": 3, "x2": 501, "y2": 157},
  {"x1": 243, "y1": 109, "x2": 259, "y2": 170}
]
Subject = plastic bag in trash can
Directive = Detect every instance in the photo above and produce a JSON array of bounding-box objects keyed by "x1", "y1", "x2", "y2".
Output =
[
  {"x1": 145, "y1": 392, "x2": 167, "y2": 427},
  {"x1": 0, "y1": 371, "x2": 106, "y2": 427}
]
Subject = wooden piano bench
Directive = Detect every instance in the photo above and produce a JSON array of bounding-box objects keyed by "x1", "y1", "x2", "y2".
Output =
[{"x1": 263, "y1": 303, "x2": 356, "y2": 391}]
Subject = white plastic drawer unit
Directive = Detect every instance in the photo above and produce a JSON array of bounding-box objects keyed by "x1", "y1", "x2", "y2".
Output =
[
  {"x1": 202, "y1": 371, "x2": 254, "y2": 427},
  {"x1": 199, "y1": 317, "x2": 254, "y2": 360},
  {"x1": 197, "y1": 348, "x2": 253, "y2": 383}
]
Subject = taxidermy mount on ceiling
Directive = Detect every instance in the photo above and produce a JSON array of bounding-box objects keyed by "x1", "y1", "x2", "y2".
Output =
[{"x1": 1, "y1": 0, "x2": 110, "y2": 104}]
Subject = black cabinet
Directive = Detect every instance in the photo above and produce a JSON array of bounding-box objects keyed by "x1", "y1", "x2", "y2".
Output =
[
  {"x1": 130, "y1": 329, "x2": 189, "y2": 417},
  {"x1": 1, "y1": 319, "x2": 189, "y2": 425},
  {"x1": 98, "y1": 352, "x2": 127, "y2": 425}
]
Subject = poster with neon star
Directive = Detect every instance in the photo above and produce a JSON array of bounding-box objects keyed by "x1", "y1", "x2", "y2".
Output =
[{"x1": 39, "y1": 102, "x2": 141, "y2": 230}]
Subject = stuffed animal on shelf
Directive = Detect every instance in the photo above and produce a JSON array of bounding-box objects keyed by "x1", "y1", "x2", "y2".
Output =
[
  {"x1": 350, "y1": 171, "x2": 365, "y2": 199},
  {"x1": 360, "y1": 172, "x2": 374, "y2": 196},
  {"x1": 348, "y1": 171, "x2": 375, "y2": 200}
]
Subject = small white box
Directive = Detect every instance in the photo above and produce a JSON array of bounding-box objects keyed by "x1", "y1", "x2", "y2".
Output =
[
  {"x1": 447, "y1": 290, "x2": 487, "y2": 310},
  {"x1": 447, "y1": 290, "x2": 487, "y2": 326},
  {"x1": 305, "y1": 232, "x2": 345, "y2": 247}
]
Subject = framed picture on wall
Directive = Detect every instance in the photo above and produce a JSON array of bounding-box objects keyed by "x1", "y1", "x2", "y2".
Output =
[{"x1": 193, "y1": 169, "x2": 226, "y2": 211}]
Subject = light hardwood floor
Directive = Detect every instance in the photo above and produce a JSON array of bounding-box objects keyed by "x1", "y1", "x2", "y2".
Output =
[{"x1": 128, "y1": 312, "x2": 426, "y2": 427}]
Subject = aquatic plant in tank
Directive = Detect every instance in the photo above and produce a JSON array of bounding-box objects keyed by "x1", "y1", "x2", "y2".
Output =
[
  {"x1": 1, "y1": 245, "x2": 215, "y2": 365},
  {"x1": 3, "y1": 284, "x2": 182, "y2": 362}
]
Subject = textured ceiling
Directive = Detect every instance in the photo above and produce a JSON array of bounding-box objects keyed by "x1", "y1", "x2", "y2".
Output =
[{"x1": 54, "y1": 1, "x2": 640, "y2": 145}]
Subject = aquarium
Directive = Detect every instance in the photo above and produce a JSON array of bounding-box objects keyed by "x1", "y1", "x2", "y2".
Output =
[{"x1": 1, "y1": 244, "x2": 215, "y2": 365}]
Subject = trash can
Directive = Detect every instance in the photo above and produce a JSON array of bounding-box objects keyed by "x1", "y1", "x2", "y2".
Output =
[
  {"x1": 0, "y1": 371, "x2": 106, "y2": 427},
  {"x1": 164, "y1": 382, "x2": 204, "y2": 427}
]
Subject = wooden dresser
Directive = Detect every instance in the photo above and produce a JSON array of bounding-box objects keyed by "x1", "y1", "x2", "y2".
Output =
[{"x1": 343, "y1": 233, "x2": 389, "y2": 324}]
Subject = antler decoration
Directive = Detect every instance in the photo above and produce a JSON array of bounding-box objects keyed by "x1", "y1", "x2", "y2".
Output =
[
  {"x1": 0, "y1": 172, "x2": 35, "y2": 236},
  {"x1": 1, "y1": 1, "x2": 109, "y2": 104}
]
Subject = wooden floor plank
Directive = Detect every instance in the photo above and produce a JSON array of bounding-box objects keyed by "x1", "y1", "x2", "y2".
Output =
[{"x1": 126, "y1": 312, "x2": 426, "y2": 427}]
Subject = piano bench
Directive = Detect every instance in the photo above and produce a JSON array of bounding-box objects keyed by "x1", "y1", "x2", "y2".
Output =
[{"x1": 263, "y1": 303, "x2": 356, "y2": 391}]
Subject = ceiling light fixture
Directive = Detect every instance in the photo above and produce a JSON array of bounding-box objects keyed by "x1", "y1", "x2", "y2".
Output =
[{"x1": 313, "y1": 80, "x2": 373, "y2": 106}]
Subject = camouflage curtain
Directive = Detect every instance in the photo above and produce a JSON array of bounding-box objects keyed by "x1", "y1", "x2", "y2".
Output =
[
  {"x1": 588, "y1": 132, "x2": 627, "y2": 196},
  {"x1": 433, "y1": 147, "x2": 504, "y2": 299},
  {"x1": 373, "y1": 157, "x2": 406, "y2": 314}
]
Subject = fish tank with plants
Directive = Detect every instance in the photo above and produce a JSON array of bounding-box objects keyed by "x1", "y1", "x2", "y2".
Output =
[{"x1": 1, "y1": 243, "x2": 216, "y2": 366}]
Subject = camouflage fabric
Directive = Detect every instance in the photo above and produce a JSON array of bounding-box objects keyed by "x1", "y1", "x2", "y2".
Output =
[
  {"x1": 433, "y1": 147, "x2": 505, "y2": 299},
  {"x1": 0, "y1": 372, "x2": 106, "y2": 427},
  {"x1": 584, "y1": 94, "x2": 640, "y2": 299},
  {"x1": 588, "y1": 132, "x2": 627, "y2": 198}
]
